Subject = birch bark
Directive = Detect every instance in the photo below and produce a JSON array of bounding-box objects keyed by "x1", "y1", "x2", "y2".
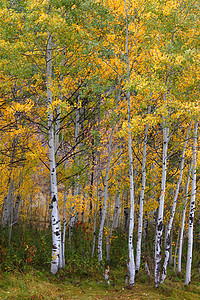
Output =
[
  {"x1": 62, "y1": 188, "x2": 67, "y2": 268},
  {"x1": 154, "y1": 122, "x2": 169, "y2": 287},
  {"x1": 98, "y1": 122, "x2": 115, "y2": 263},
  {"x1": 125, "y1": 0, "x2": 135, "y2": 285},
  {"x1": 47, "y1": 33, "x2": 63, "y2": 274},
  {"x1": 136, "y1": 107, "x2": 150, "y2": 273},
  {"x1": 161, "y1": 121, "x2": 192, "y2": 283},
  {"x1": 177, "y1": 161, "x2": 192, "y2": 273},
  {"x1": 185, "y1": 121, "x2": 198, "y2": 285}
]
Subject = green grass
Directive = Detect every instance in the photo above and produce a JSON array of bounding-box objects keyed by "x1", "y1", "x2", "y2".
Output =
[
  {"x1": 0, "y1": 268, "x2": 199, "y2": 299},
  {"x1": 0, "y1": 226, "x2": 199, "y2": 299}
]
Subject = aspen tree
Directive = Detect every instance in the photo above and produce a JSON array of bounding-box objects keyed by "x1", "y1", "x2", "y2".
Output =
[
  {"x1": 154, "y1": 95, "x2": 169, "y2": 287},
  {"x1": 92, "y1": 96, "x2": 101, "y2": 256},
  {"x1": 161, "y1": 121, "x2": 192, "y2": 283},
  {"x1": 125, "y1": 0, "x2": 135, "y2": 286},
  {"x1": 185, "y1": 121, "x2": 198, "y2": 285},
  {"x1": 177, "y1": 161, "x2": 192, "y2": 273},
  {"x1": 97, "y1": 84, "x2": 120, "y2": 263},
  {"x1": 136, "y1": 106, "x2": 150, "y2": 273},
  {"x1": 47, "y1": 32, "x2": 63, "y2": 273},
  {"x1": 97, "y1": 120, "x2": 115, "y2": 263}
]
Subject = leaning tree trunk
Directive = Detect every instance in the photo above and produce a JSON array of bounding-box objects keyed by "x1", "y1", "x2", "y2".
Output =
[
  {"x1": 177, "y1": 161, "x2": 192, "y2": 273},
  {"x1": 161, "y1": 121, "x2": 192, "y2": 283},
  {"x1": 47, "y1": 33, "x2": 63, "y2": 274},
  {"x1": 154, "y1": 121, "x2": 169, "y2": 287},
  {"x1": 185, "y1": 121, "x2": 198, "y2": 285},
  {"x1": 136, "y1": 108, "x2": 150, "y2": 273}
]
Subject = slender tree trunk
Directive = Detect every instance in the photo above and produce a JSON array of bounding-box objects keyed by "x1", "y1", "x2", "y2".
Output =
[
  {"x1": 106, "y1": 196, "x2": 111, "y2": 262},
  {"x1": 97, "y1": 96, "x2": 103, "y2": 224},
  {"x1": 161, "y1": 121, "x2": 192, "y2": 283},
  {"x1": 62, "y1": 188, "x2": 67, "y2": 268},
  {"x1": 177, "y1": 161, "x2": 192, "y2": 273},
  {"x1": 69, "y1": 99, "x2": 80, "y2": 242},
  {"x1": 124, "y1": 0, "x2": 135, "y2": 284},
  {"x1": 174, "y1": 229, "x2": 180, "y2": 272},
  {"x1": 92, "y1": 201, "x2": 98, "y2": 257},
  {"x1": 136, "y1": 108, "x2": 150, "y2": 273},
  {"x1": 169, "y1": 230, "x2": 173, "y2": 266},
  {"x1": 98, "y1": 122, "x2": 115, "y2": 263},
  {"x1": 88, "y1": 139, "x2": 95, "y2": 223},
  {"x1": 154, "y1": 121, "x2": 169, "y2": 287},
  {"x1": 47, "y1": 33, "x2": 63, "y2": 274},
  {"x1": 106, "y1": 191, "x2": 121, "y2": 261},
  {"x1": 185, "y1": 121, "x2": 198, "y2": 285}
]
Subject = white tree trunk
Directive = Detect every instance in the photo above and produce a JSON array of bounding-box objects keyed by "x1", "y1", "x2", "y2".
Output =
[
  {"x1": 106, "y1": 197, "x2": 111, "y2": 261},
  {"x1": 47, "y1": 33, "x2": 63, "y2": 274},
  {"x1": 62, "y1": 188, "x2": 67, "y2": 268},
  {"x1": 154, "y1": 123, "x2": 169, "y2": 287},
  {"x1": 169, "y1": 231, "x2": 173, "y2": 266},
  {"x1": 185, "y1": 121, "x2": 198, "y2": 285},
  {"x1": 161, "y1": 121, "x2": 192, "y2": 283},
  {"x1": 174, "y1": 229, "x2": 180, "y2": 272},
  {"x1": 177, "y1": 161, "x2": 192, "y2": 273},
  {"x1": 98, "y1": 122, "x2": 115, "y2": 263},
  {"x1": 136, "y1": 108, "x2": 150, "y2": 273},
  {"x1": 125, "y1": 0, "x2": 135, "y2": 285}
]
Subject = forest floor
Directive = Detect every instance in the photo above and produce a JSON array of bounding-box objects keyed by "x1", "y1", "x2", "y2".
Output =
[{"x1": 0, "y1": 268, "x2": 199, "y2": 300}]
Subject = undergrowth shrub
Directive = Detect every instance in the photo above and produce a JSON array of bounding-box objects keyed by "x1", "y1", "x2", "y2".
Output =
[
  {"x1": 0, "y1": 221, "x2": 198, "y2": 283},
  {"x1": 0, "y1": 224, "x2": 51, "y2": 271}
]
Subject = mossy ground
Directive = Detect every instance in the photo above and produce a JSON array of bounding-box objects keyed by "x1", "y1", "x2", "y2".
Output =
[{"x1": 0, "y1": 268, "x2": 199, "y2": 299}]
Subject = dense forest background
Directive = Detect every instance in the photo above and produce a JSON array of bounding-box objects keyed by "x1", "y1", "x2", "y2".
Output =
[{"x1": 0, "y1": 0, "x2": 199, "y2": 290}]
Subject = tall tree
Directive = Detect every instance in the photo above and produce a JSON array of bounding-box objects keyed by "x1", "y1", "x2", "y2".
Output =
[{"x1": 185, "y1": 121, "x2": 198, "y2": 285}]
